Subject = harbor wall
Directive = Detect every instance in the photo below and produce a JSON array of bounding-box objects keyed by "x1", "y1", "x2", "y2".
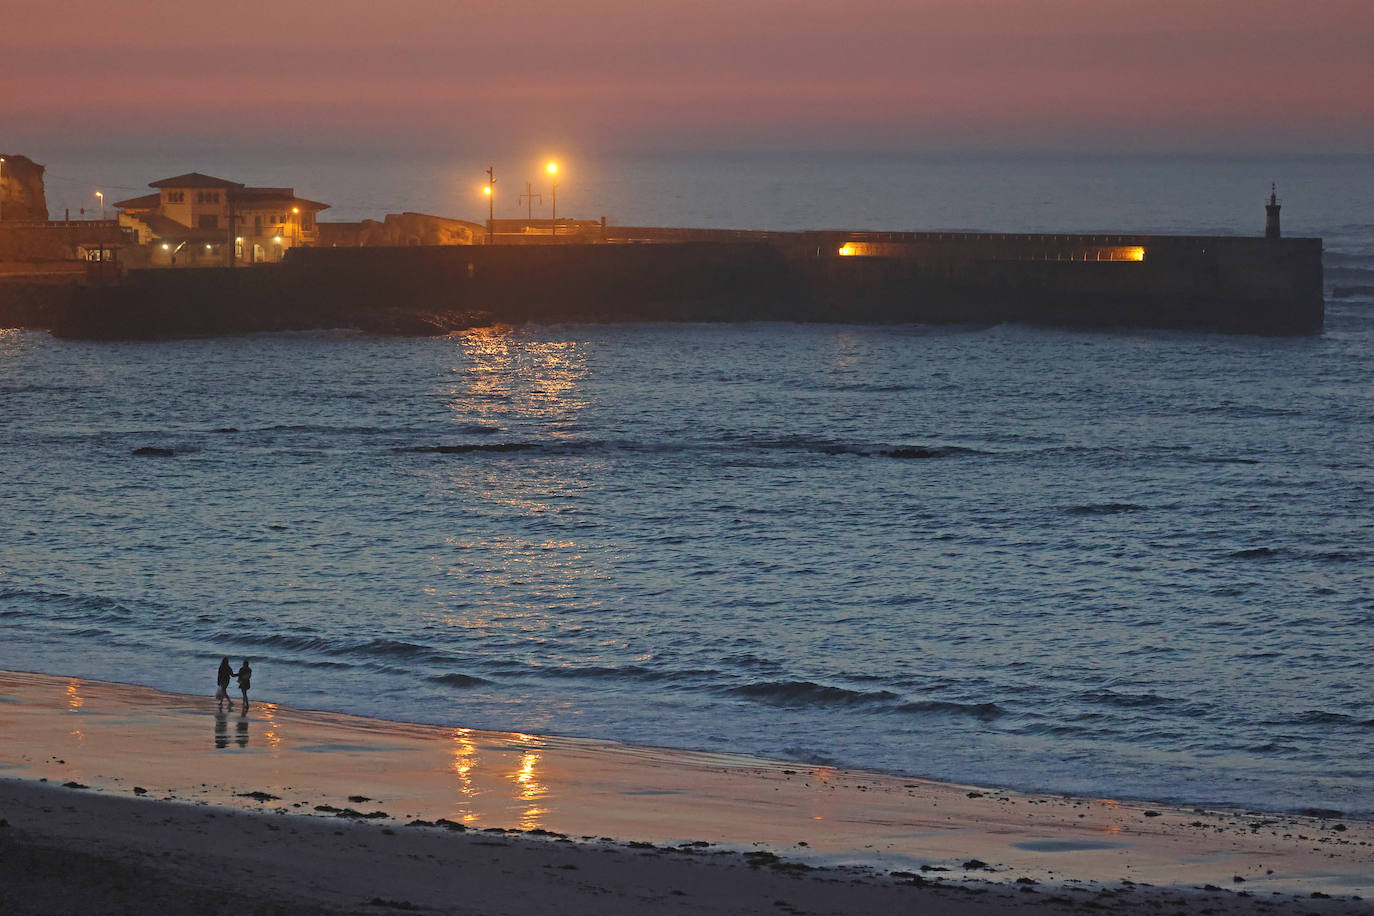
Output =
[{"x1": 4, "y1": 231, "x2": 1324, "y2": 338}]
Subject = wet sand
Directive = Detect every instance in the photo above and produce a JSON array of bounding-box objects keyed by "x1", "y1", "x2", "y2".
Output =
[{"x1": 1, "y1": 669, "x2": 1369, "y2": 914}]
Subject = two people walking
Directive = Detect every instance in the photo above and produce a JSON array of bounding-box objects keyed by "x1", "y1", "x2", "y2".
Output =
[{"x1": 215, "y1": 657, "x2": 253, "y2": 710}]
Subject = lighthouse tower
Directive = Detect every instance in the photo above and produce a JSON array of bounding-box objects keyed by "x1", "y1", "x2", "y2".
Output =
[{"x1": 1265, "y1": 183, "x2": 1281, "y2": 239}]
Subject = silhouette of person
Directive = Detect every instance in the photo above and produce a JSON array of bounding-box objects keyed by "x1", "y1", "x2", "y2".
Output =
[
  {"x1": 214, "y1": 708, "x2": 229, "y2": 749},
  {"x1": 235, "y1": 659, "x2": 253, "y2": 710},
  {"x1": 215, "y1": 657, "x2": 234, "y2": 708}
]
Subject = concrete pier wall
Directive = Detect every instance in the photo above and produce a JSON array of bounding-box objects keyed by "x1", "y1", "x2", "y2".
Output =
[{"x1": 4, "y1": 230, "x2": 1323, "y2": 339}]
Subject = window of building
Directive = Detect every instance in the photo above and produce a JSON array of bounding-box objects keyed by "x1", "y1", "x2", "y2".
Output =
[
  {"x1": 198, "y1": 214, "x2": 219, "y2": 229},
  {"x1": 302, "y1": 213, "x2": 316, "y2": 230},
  {"x1": 166, "y1": 190, "x2": 184, "y2": 203},
  {"x1": 254, "y1": 215, "x2": 262, "y2": 231}
]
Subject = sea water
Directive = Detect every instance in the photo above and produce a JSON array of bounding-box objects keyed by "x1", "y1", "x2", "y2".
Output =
[{"x1": 2, "y1": 151, "x2": 1372, "y2": 816}]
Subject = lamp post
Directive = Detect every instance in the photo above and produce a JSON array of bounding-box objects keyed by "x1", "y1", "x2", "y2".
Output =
[
  {"x1": 484, "y1": 166, "x2": 495, "y2": 244},
  {"x1": 518, "y1": 182, "x2": 542, "y2": 229},
  {"x1": 291, "y1": 206, "x2": 299, "y2": 248},
  {"x1": 95, "y1": 191, "x2": 104, "y2": 220},
  {"x1": 0, "y1": 157, "x2": 6, "y2": 222},
  {"x1": 547, "y1": 162, "x2": 558, "y2": 237}
]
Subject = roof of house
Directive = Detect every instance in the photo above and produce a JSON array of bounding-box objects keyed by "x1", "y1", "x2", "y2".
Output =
[
  {"x1": 148, "y1": 172, "x2": 246, "y2": 190},
  {"x1": 113, "y1": 193, "x2": 161, "y2": 211},
  {"x1": 236, "y1": 188, "x2": 331, "y2": 211},
  {"x1": 122, "y1": 210, "x2": 223, "y2": 242}
]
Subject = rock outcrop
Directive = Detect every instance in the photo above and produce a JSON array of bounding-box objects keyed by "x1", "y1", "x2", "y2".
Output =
[
  {"x1": 0, "y1": 154, "x2": 49, "y2": 221},
  {"x1": 317, "y1": 212, "x2": 483, "y2": 248}
]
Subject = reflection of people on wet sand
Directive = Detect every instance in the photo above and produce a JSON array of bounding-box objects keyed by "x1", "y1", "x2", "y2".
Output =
[
  {"x1": 235, "y1": 659, "x2": 253, "y2": 710},
  {"x1": 236, "y1": 711, "x2": 249, "y2": 748},
  {"x1": 215, "y1": 657, "x2": 234, "y2": 708},
  {"x1": 214, "y1": 708, "x2": 228, "y2": 749}
]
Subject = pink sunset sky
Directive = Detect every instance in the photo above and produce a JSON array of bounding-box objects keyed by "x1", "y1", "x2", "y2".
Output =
[{"x1": 5, "y1": 0, "x2": 1373, "y2": 152}]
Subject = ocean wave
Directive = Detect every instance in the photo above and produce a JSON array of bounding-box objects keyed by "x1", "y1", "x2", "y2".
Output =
[
  {"x1": 0, "y1": 588, "x2": 142, "y2": 622},
  {"x1": 1331, "y1": 285, "x2": 1374, "y2": 300},
  {"x1": 332, "y1": 638, "x2": 435, "y2": 659},
  {"x1": 225, "y1": 632, "x2": 340, "y2": 654},
  {"x1": 1229, "y1": 547, "x2": 1280, "y2": 559},
  {"x1": 398, "y1": 440, "x2": 604, "y2": 455},
  {"x1": 779, "y1": 747, "x2": 840, "y2": 767},
  {"x1": 1263, "y1": 710, "x2": 1374, "y2": 728},
  {"x1": 1188, "y1": 455, "x2": 1260, "y2": 465},
  {"x1": 725, "y1": 680, "x2": 899, "y2": 708},
  {"x1": 1078, "y1": 689, "x2": 1184, "y2": 710},
  {"x1": 735, "y1": 435, "x2": 981, "y2": 460},
  {"x1": 1322, "y1": 251, "x2": 1374, "y2": 266},
  {"x1": 1311, "y1": 550, "x2": 1367, "y2": 563},
  {"x1": 894, "y1": 700, "x2": 1005, "y2": 721},
  {"x1": 427, "y1": 673, "x2": 492, "y2": 688},
  {"x1": 720, "y1": 653, "x2": 783, "y2": 670},
  {"x1": 527, "y1": 664, "x2": 721, "y2": 683},
  {"x1": 1064, "y1": 503, "x2": 1147, "y2": 515},
  {"x1": 824, "y1": 382, "x2": 920, "y2": 393},
  {"x1": 400, "y1": 442, "x2": 539, "y2": 454},
  {"x1": 1325, "y1": 266, "x2": 1374, "y2": 283}
]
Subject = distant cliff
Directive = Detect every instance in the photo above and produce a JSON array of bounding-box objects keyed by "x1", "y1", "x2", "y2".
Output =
[{"x1": 0, "y1": 154, "x2": 49, "y2": 221}]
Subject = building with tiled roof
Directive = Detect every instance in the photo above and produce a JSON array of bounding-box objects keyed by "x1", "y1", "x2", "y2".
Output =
[{"x1": 115, "y1": 172, "x2": 329, "y2": 267}]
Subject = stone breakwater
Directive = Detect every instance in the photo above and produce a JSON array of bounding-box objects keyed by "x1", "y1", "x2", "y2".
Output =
[{"x1": 2, "y1": 230, "x2": 1324, "y2": 338}]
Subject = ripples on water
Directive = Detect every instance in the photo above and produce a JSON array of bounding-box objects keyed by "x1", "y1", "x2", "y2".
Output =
[{"x1": 3, "y1": 301, "x2": 1372, "y2": 816}]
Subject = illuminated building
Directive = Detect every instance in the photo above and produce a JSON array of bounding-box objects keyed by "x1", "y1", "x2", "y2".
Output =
[{"x1": 114, "y1": 172, "x2": 329, "y2": 267}]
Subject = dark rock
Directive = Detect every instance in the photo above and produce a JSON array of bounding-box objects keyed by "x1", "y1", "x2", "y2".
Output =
[
  {"x1": 132, "y1": 447, "x2": 176, "y2": 457},
  {"x1": 0, "y1": 154, "x2": 49, "y2": 220}
]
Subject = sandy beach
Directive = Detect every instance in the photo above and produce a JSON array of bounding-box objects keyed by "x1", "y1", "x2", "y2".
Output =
[{"x1": 1, "y1": 670, "x2": 1369, "y2": 914}]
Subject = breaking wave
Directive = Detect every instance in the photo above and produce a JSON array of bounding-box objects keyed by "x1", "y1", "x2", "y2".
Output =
[{"x1": 725, "y1": 680, "x2": 900, "y2": 708}]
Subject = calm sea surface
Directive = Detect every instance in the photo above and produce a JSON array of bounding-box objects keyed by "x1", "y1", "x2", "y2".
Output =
[{"x1": 3, "y1": 151, "x2": 1373, "y2": 815}]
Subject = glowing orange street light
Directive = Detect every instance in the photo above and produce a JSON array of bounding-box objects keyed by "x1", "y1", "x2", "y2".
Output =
[
  {"x1": 546, "y1": 162, "x2": 558, "y2": 237},
  {"x1": 95, "y1": 190, "x2": 104, "y2": 220}
]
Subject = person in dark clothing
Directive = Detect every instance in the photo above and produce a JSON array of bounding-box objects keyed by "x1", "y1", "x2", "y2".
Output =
[
  {"x1": 215, "y1": 657, "x2": 234, "y2": 708},
  {"x1": 235, "y1": 659, "x2": 253, "y2": 710}
]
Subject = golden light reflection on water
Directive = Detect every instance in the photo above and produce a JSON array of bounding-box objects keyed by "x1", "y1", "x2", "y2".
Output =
[
  {"x1": 451, "y1": 729, "x2": 481, "y2": 824},
  {"x1": 510, "y1": 735, "x2": 550, "y2": 831},
  {"x1": 417, "y1": 328, "x2": 599, "y2": 632},
  {"x1": 451, "y1": 327, "x2": 590, "y2": 425},
  {"x1": 65, "y1": 680, "x2": 85, "y2": 739},
  {"x1": 65, "y1": 679, "x2": 84, "y2": 711},
  {"x1": 258, "y1": 702, "x2": 282, "y2": 751}
]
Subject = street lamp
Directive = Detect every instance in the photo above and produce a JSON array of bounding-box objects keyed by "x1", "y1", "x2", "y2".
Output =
[
  {"x1": 95, "y1": 191, "x2": 104, "y2": 220},
  {"x1": 0, "y1": 157, "x2": 6, "y2": 221},
  {"x1": 484, "y1": 166, "x2": 496, "y2": 244},
  {"x1": 546, "y1": 162, "x2": 559, "y2": 237}
]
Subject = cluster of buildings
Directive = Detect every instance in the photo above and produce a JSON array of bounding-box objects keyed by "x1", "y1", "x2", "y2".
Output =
[
  {"x1": 114, "y1": 172, "x2": 329, "y2": 267},
  {"x1": 2, "y1": 157, "x2": 604, "y2": 274}
]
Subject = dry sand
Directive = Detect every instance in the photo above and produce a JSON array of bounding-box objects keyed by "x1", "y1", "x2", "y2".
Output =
[{"x1": 1, "y1": 669, "x2": 1369, "y2": 914}]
